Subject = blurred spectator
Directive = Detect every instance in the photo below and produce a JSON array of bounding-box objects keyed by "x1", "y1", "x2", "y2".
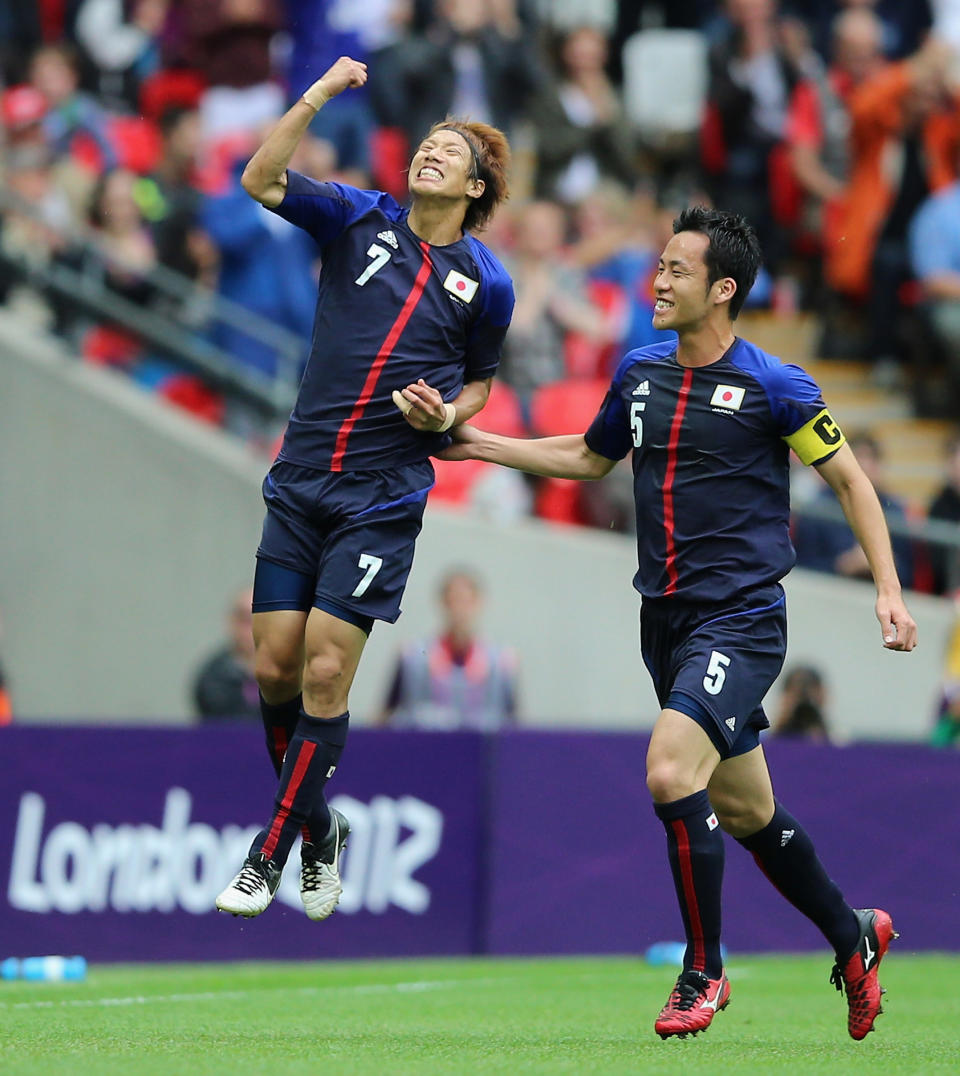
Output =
[
  {"x1": 908, "y1": 144, "x2": 960, "y2": 399},
  {"x1": 823, "y1": 37, "x2": 960, "y2": 380},
  {"x1": 370, "y1": 0, "x2": 540, "y2": 149},
  {"x1": 793, "y1": 431, "x2": 915, "y2": 588},
  {"x1": 771, "y1": 663, "x2": 831, "y2": 741},
  {"x1": 53, "y1": 167, "x2": 160, "y2": 360},
  {"x1": 803, "y1": 0, "x2": 933, "y2": 63},
  {"x1": 0, "y1": 87, "x2": 78, "y2": 291},
  {"x1": 498, "y1": 199, "x2": 615, "y2": 419},
  {"x1": 74, "y1": 0, "x2": 170, "y2": 112},
  {"x1": 192, "y1": 586, "x2": 260, "y2": 721},
  {"x1": 200, "y1": 135, "x2": 328, "y2": 377},
  {"x1": 139, "y1": 106, "x2": 217, "y2": 284},
  {"x1": 702, "y1": 0, "x2": 817, "y2": 279},
  {"x1": 785, "y1": 9, "x2": 884, "y2": 248},
  {"x1": 932, "y1": 587, "x2": 960, "y2": 746},
  {"x1": 181, "y1": 0, "x2": 285, "y2": 140},
  {"x1": 378, "y1": 569, "x2": 519, "y2": 730},
  {"x1": 571, "y1": 184, "x2": 676, "y2": 357},
  {"x1": 925, "y1": 434, "x2": 960, "y2": 595},
  {"x1": 527, "y1": 24, "x2": 637, "y2": 203},
  {"x1": 29, "y1": 42, "x2": 118, "y2": 171},
  {"x1": 283, "y1": 0, "x2": 412, "y2": 174}
]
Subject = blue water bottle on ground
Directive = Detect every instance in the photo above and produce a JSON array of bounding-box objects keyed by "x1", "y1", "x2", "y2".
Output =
[{"x1": 19, "y1": 956, "x2": 87, "y2": 982}]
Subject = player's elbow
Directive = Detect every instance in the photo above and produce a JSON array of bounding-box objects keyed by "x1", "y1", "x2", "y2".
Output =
[
  {"x1": 581, "y1": 449, "x2": 615, "y2": 480},
  {"x1": 240, "y1": 161, "x2": 263, "y2": 199}
]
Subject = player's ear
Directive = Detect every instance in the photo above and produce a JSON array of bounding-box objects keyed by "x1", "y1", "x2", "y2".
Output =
[
  {"x1": 713, "y1": 276, "x2": 737, "y2": 306},
  {"x1": 467, "y1": 178, "x2": 485, "y2": 201}
]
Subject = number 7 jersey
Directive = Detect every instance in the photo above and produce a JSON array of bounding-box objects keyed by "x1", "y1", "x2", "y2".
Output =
[
  {"x1": 269, "y1": 171, "x2": 515, "y2": 472},
  {"x1": 584, "y1": 337, "x2": 846, "y2": 603}
]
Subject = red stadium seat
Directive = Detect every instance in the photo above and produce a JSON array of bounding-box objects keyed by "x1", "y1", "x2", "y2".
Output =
[
  {"x1": 473, "y1": 379, "x2": 528, "y2": 437},
  {"x1": 158, "y1": 373, "x2": 225, "y2": 426},
  {"x1": 529, "y1": 378, "x2": 610, "y2": 437},
  {"x1": 529, "y1": 378, "x2": 610, "y2": 526},
  {"x1": 563, "y1": 279, "x2": 627, "y2": 380},
  {"x1": 107, "y1": 116, "x2": 163, "y2": 174},
  {"x1": 369, "y1": 126, "x2": 410, "y2": 203},
  {"x1": 139, "y1": 69, "x2": 206, "y2": 122}
]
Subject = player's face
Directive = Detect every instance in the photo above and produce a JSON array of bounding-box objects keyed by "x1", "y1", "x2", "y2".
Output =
[
  {"x1": 408, "y1": 129, "x2": 482, "y2": 204},
  {"x1": 652, "y1": 231, "x2": 729, "y2": 333}
]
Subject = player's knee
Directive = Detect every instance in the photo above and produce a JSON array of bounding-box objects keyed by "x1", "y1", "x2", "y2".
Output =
[
  {"x1": 646, "y1": 758, "x2": 698, "y2": 804},
  {"x1": 301, "y1": 652, "x2": 348, "y2": 704},
  {"x1": 254, "y1": 649, "x2": 301, "y2": 698},
  {"x1": 712, "y1": 795, "x2": 771, "y2": 839}
]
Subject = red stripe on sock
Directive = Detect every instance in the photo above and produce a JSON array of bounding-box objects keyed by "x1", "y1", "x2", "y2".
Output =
[
  {"x1": 671, "y1": 817, "x2": 706, "y2": 972},
  {"x1": 330, "y1": 242, "x2": 434, "y2": 471},
  {"x1": 271, "y1": 727, "x2": 289, "y2": 769},
  {"x1": 261, "y1": 740, "x2": 317, "y2": 860},
  {"x1": 662, "y1": 368, "x2": 693, "y2": 596}
]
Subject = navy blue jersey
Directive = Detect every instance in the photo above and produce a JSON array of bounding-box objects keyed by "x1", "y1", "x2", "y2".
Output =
[
  {"x1": 585, "y1": 337, "x2": 846, "y2": 602},
  {"x1": 269, "y1": 171, "x2": 515, "y2": 471}
]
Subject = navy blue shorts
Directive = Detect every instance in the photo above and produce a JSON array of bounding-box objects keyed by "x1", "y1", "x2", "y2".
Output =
[
  {"x1": 640, "y1": 583, "x2": 787, "y2": 759},
  {"x1": 254, "y1": 458, "x2": 434, "y2": 626}
]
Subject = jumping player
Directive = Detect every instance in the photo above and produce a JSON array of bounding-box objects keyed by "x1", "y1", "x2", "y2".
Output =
[
  {"x1": 442, "y1": 207, "x2": 917, "y2": 1041},
  {"x1": 215, "y1": 57, "x2": 514, "y2": 920}
]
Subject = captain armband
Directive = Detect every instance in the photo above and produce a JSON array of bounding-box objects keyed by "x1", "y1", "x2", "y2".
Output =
[{"x1": 784, "y1": 408, "x2": 846, "y2": 465}]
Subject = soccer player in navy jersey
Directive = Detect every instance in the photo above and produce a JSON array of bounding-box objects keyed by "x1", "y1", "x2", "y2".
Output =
[
  {"x1": 215, "y1": 57, "x2": 515, "y2": 921},
  {"x1": 443, "y1": 207, "x2": 918, "y2": 1041}
]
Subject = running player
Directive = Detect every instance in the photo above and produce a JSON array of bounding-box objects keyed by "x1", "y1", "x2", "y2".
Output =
[
  {"x1": 441, "y1": 206, "x2": 917, "y2": 1041},
  {"x1": 215, "y1": 57, "x2": 514, "y2": 922}
]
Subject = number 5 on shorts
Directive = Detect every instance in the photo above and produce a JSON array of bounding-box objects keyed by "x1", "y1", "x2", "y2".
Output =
[
  {"x1": 703, "y1": 650, "x2": 731, "y2": 695},
  {"x1": 352, "y1": 553, "x2": 383, "y2": 597}
]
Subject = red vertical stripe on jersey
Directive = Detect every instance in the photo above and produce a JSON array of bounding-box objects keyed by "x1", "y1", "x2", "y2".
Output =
[
  {"x1": 261, "y1": 740, "x2": 316, "y2": 860},
  {"x1": 662, "y1": 368, "x2": 693, "y2": 596},
  {"x1": 330, "y1": 241, "x2": 434, "y2": 472},
  {"x1": 671, "y1": 818, "x2": 706, "y2": 972}
]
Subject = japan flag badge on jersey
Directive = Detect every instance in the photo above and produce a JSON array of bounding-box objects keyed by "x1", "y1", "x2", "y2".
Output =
[
  {"x1": 443, "y1": 269, "x2": 479, "y2": 303},
  {"x1": 710, "y1": 384, "x2": 746, "y2": 410}
]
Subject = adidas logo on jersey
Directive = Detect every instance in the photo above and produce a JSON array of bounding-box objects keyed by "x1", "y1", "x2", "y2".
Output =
[
  {"x1": 724, "y1": 717, "x2": 736, "y2": 731},
  {"x1": 633, "y1": 380, "x2": 651, "y2": 396},
  {"x1": 780, "y1": 828, "x2": 795, "y2": 847},
  {"x1": 377, "y1": 230, "x2": 398, "y2": 249}
]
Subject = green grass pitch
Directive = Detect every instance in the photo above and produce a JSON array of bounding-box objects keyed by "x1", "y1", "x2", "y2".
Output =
[{"x1": 3, "y1": 953, "x2": 958, "y2": 1075}]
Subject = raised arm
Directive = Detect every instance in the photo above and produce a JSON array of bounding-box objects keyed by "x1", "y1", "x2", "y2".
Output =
[
  {"x1": 440, "y1": 423, "x2": 617, "y2": 481},
  {"x1": 815, "y1": 443, "x2": 918, "y2": 651},
  {"x1": 241, "y1": 56, "x2": 367, "y2": 207}
]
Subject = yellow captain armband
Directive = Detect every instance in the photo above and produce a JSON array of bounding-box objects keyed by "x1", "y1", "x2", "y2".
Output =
[{"x1": 785, "y1": 408, "x2": 846, "y2": 465}]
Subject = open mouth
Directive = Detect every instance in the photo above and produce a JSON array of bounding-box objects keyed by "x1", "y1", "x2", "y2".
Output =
[
  {"x1": 654, "y1": 299, "x2": 674, "y2": 312},
  {"x1": 417, "y1": 166, "x2": 443, "y2": 181}
]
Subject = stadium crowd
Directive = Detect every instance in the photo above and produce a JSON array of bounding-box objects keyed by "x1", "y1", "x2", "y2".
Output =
[{"x1": 2, "y1": 0, "x2": 960, "y2": 588}]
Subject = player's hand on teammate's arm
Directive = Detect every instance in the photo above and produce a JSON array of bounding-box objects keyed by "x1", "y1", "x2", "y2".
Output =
[
  {"x1": 435, "y1": 424, "x2": 485, "y2": 460},
  {"x1": 875, "y1": 592, "x2": 918, "y2": 652},
  {"x1": 303, "y1": 57, "x2": 368, "y2": 110},
  {"x1": 392, "y1": 379, "x2": 457, "y2": 433}
]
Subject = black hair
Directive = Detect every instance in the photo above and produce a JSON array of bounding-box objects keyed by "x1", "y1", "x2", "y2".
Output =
[{"x1": 672, "y1": 206, "x2": 762, "y2": 319}]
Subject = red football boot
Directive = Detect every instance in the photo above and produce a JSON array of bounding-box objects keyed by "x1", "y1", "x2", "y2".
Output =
[
  {"x1": 830, "y1": 908, "x2": 897, "y2": 1040},
  {"x1": 655, "y1": 969, "x2": 731, "y2": 1039}
]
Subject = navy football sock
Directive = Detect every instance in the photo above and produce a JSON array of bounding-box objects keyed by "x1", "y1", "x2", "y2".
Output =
[
  {"x1": 736, "y1": 801, "x2": 859, "y2": 958},
  {"x1": 259, "y1": 692, "x2": 301, "y2": 778},
  {"x1": 655, "y1": 790, "x2": 725, "y2": 979},
  {"x1": 250, "y1": 710, "x2": 349, "y2": 870}
]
